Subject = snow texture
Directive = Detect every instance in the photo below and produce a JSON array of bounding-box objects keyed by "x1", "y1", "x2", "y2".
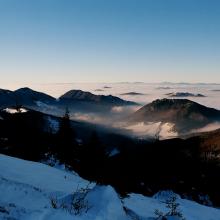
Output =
[{"x1": 0, "y1": 154, "x2": 220, "y2": 220}]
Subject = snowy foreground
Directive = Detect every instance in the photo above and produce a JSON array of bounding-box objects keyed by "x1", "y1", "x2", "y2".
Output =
[{"x1": 0, "y1": 154, "x2": 220, "y2": 220}]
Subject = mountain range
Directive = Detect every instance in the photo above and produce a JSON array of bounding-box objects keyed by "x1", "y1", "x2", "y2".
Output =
[
  {"x1": 2, "y1": 88, "x2": 220, "y2": 137},
  {"x1": 0, "y1": 88, "x2": 138, "y2": 113}
]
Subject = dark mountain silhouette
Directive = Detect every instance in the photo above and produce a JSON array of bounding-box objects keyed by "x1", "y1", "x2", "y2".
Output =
[
  {"x1": 59, "y1": 90, "x2": 138, "y2": 106},
  {"x1": 156, "y1": 86, "x2": 172, "y2": 90},
  {"x1": 129, "y1": 99, "x2": 220, "y2": 133},
  {"x1": 0, "y1": 87, "x2": 56, "y2": 109},
  {"x1": 0, "y1": 88, "x2": 138, "y2": 115},
  {"x1": 13, "y1": 87, "x2": 56, "y2": 106},
  {"x1": 0, "y1": 89, "x2": 15, "y2": 107},
  {"x1": 120, "y1": 92, "x2": 145, "y2": 96},
  {"x1": 166, "y1": 92, "x2": 205, "y2": 97}
]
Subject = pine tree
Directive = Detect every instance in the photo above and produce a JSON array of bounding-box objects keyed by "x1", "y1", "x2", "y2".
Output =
[
  {"x1": 80, "y1": 131, "x2": 107, "y2": 180},
  {"x1": 56, "y1": 108, "x2": 77, "y2": 165}
]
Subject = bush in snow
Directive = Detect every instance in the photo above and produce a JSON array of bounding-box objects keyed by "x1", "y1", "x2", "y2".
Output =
[
  {"x1": 154, "y1": 195, "x2": 186, "y2": 220},
  {"x1": 50, "y1": 184, "x2": 92, "y2": 215}
]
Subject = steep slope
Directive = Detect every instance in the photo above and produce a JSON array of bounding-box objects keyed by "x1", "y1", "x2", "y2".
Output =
[
  {"x1": 185, "y1": 128, "x2": 220, "y2": 154},
  {"x1": 13, "y1": 87, "x2": 56, "y2": 106},
  {"x1": 129, "y1": 99, "x2": 220, "y2": 134}
]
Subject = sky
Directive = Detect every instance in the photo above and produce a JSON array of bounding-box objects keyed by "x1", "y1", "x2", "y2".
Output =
[{"x1": 0, "y1": 0, "x2": 220, "y2": 86}]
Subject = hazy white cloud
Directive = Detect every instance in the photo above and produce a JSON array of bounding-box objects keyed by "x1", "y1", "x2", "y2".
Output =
[
  {"x1": 71, "y1": 113, "x2": 105, "y2": 124},
  {"x1": 190, "y1": 122, "x2": 220, "y2": 134},
  {"x1": 124, "y1": 122, "x2": 178, "y2": 140},
  {"x1": 17, "y1": 82, "x2": 220, "y2": 110},
  {"x1": 111, "y1": 106, "x2": 124, "y2": 113}
]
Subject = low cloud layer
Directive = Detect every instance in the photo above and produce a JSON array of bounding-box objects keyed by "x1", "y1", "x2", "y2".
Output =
[
  {"x1": 123, "y1": 122, "x2": 178, "y2": 140},
  {"x1": 190, "y1": 122, "x2": 220, "y2": 134}
]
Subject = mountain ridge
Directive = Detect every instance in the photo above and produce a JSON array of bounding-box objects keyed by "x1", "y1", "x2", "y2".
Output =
[
  {"x1": 59, "y1": 89, "x2": 138, "y2": 106},
  {"x1": 129, "y1": 98, "x2": 220, "y2": 133}
]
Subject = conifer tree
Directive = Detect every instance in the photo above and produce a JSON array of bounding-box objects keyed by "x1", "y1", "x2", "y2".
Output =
[{"x1": 56, "y1": 107, "x2": 77, "y2": 165}]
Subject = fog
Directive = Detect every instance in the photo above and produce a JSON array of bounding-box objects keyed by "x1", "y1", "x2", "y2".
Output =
[
  {"x1": 190, "y1": 122, "x2": 220, "y2": 134},
  {"x1": 19, "y1": 82, "x2": 220, "y2": 110},
  {"x1": 5, "y1": 82, "x2": 220, "y2": 139},
  {"x1": 122, "y1": 122, "x2": 178, "y2": 140},
  {"x1": 70, "y1": 105, "x2": 138, "y2": 125}
]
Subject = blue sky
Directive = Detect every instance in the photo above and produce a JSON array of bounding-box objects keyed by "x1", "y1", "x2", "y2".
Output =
[{"x1": 0, "y1": 0, "x2": 220, "y2": 84}]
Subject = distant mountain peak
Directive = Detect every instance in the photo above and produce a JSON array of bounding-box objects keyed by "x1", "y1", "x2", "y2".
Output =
[
  {"x1": 59, "y1": 89, "x2": 138, "y2": 106},
  {"x1": 120, "y1": 92, "x2": 145, "y2": 96},
  {"x1": 0, "y1": 87, "x2": 56, "y2": 108},
  {"x1": 149, "y1": 98, "x2": 198, "y2": 107},
  {"x1": 14, "y1": 87, "x2": 32, "y2": 92},
  {"x1": 166, "y1": 92, "x2": 205, "y2": 97},
  {"x1": 129, "y1": 99, "x2": 220, "y2": 134}
]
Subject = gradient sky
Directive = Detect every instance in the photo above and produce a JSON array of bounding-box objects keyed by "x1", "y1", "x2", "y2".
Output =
[{"x1": 0, "y1": 0, "x2": 220, "y2": 85}]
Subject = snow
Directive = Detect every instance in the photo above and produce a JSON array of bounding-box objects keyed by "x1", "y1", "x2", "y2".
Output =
[
  {"x1": 0, "y1": 154, "x2": 88, "y2": 193},
  {"x1": 46, "y1": 116, "x2": 59, "y2": 134},
  {"x1": 35, "y1": 101, "x2": 62, "y2": 117},
  {"x1": 109, "y1": 148, "x2": 120, "y2": 157},
  {"x1": 56, "y1": 185, "x2": 127, "y2": 220},
  {"x1": 124, "y1": 192, "x2": 220, "y2": 220},
  {"x1": 35, "y1": 101, "x2": 49, "y2": 108},
  {"x1": 159, "y1": 123, "x2": 178, "y2": 139},
  {"x1": 0, "y1": 154, "x2": 220, "y2": 220},
  {"x1": 4, "y1": 108, "x2": 28, "y2": 114},
  {"x1": 84, "y1": 185, "x2": 127, "y2": 220}
]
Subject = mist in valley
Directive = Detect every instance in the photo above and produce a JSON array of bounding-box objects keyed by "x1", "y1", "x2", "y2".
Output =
[{"x1": 32, "y1": 82, "x2": 220, "y2": 139}]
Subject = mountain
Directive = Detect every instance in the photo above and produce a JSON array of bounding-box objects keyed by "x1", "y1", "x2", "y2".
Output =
[
  {"x1": 0, "y1": 87, "x2": 56, "y2": 109},
  {"x1": 59, "y1": 90, "x2": 138, "y2": 106},
  {"x1": 13, "y1": 87, "x2": 56, "y2": 106},
  {"x1": 120, "y1": 92, "x2": 145, "y2": 96},
  {"x1": 129, "y1": 99, "x2": 220, "y2": 134},
  {"x1": 0, "y1": 89, "x2": 15, "y2": 108},
  {"x1": 166, "y1": 92, "x2": 205, "y2": 97},
  {"x1": 184, "y1": 128, "x2": 220, "y2": 152},
  {"x1": 0, "y1": 88, "x2": 139, "y2": 116}
]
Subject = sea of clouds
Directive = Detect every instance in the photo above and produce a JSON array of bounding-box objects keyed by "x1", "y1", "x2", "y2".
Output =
[
  {"x1": 19, "y1": 82, "x2": 220, "y2": 110},
  {"x1": 4, "y1": 82, "x2": 220, "y2": 139}
]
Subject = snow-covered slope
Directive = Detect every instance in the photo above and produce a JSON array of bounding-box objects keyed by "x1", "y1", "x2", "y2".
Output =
[
  {"x1": 0, "y1": 154, "x2": 90, "y2": 220},
  {"x1": 0, "y1": 154, "x2": 220, "y2": 220},
  {"x1": 124, "y1": 192, "x2": 220, "y2": 220}
]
